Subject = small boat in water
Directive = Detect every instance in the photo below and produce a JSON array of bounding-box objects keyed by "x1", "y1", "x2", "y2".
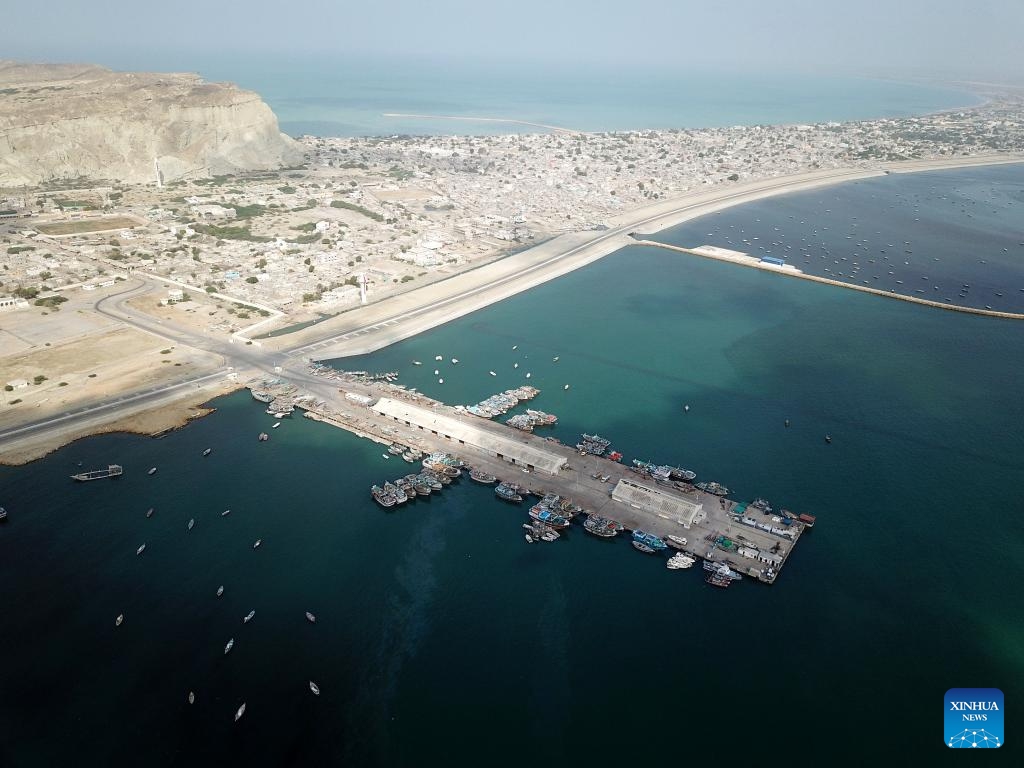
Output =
[
  {"x1": 694, "y1": 481, "x2": 730, "y2": 497},
  {"x1": 667, "y1": 552, "x2": 696, "y2": 570},
  {"x1": 583, "y1": 514, "x2": 621, "y2": 538},
  {"x1": 494, "y1": 482, "x2": 523, "y2": 503},
  {"x1": 203, "y1": 448, "x2": 212, "y2": 456},
  {"x1": 305, "y1": 611, "x2": 316, "y2": 623},
  {"x1": 216, "y1": 585, "x2": 224, "y2": 597},
  {"x1": 632, "y1": 541, "x2": 656, "y2": 554},
  {"x1": 115, "y1": 614, "x2": 123, "y2": 626},
  {"x1": 221, "y1": 509, "x2": 230, "y2": 517},
  {"x1": 469, "y1": 468, "x2": 497, "y2": 484},
  {"x1": 253, "y1": 539, "x2": 261, "y2": 549},
  {"x1": 235, "y1": 703, "x2": 246, "y2": 722},
  {"x1": 224, "y1": 638, "x2": 234, "y2": 654},
  {"x1": 188, "y1": 691, "x2": 195, "y2": 704},
  {"x1": 632, "y1": 530, "x2": 668, "y2": 551},
  {"x1": 665, "y1": 535, "x2": 688, "y2": 549},
  {"x1": 136, "y1": 543, "x2": 146, "y2": 555},
  {"x1": 148, "y1": 467, "x2": 157, "y2": 476},
  {"x1": 272, "y1": 422, "x2": 280, "y2": 429},
  {"x1": 188, "y1": 518, "x2": 195, "y2": 531},
  {"x1": 309, "y1": 681, "x2": 320, "y2": 696},
  {"x1": 706, "y1": 572, "x2": 732, "y2": 588},
  {"x1": 244, "y1": 610, "x2": 255, "y2": 623},
  {"x1": 70, "y1": 464, "x2": 123, "y2": 482},
  {"x1": 145, "y1": 508, "x2": 154, "y2": 518}
]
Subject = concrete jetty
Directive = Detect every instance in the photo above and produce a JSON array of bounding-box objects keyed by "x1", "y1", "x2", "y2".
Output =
[
  {"x1": 255, "y1": 375, "x2": 808, "y2": 584},
  {"x1": 635, "y1": 240, "x2": 1024, "y2": 321}
]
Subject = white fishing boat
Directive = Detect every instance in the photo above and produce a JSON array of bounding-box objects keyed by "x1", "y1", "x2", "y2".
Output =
[
  {"x1": 489, "y1": 371, "x2": 497, "y2": 376},
  {"x1": 221, "y1": 509, "x2": 230, "y2": 517},
  {"x1": 235, "y1": 703, "x2": 246, "y2": 722},
  {"x1": 146, "y1": 508, "x2": 154, "y2": 518},
  {"x1": 667, "y1": 552, "x2": 696, "y2": 570},
  {"x1": 148, "y1": 467, "x2": 157, "y2": 475},
  {"x1": 309, "y1": 681, "x2": 320, "y2": 695},
  {"x1": 253, "y1": 539, "x2": 261, "y2": 549},
  {"x1": 136, "y1": 543, "x2": 146, "y2": 555},
  {"x1": 203, "y1": 448, "x2": 212, "y2": 456},
  {"x1": 217, "y1": 585, "x2": 224, "y2": 597},
  {"x1": 188, "y1": 518, "x2": 195, "y2": 531},
  {"x1": 224, "y1": 638, "x2": 234, "y2": 654},
  {"x1": 305, "y1": 611, "x2": 316, "y2": 623},
  {"x1": 272, "y1": 422, "x2": 281, "y2": 429},
  {"x1": 244, "y1": 610, "x2": 255, "y2": 623},
  {"x1": 188, "y1": 691, "x2": 195, "y2": 704},
  {"x1": 116, "y1": 614, "x2": 123, "y2": 626},
  {"x1": 451, "y1": 358, "x2": 459, "y2": 364}
]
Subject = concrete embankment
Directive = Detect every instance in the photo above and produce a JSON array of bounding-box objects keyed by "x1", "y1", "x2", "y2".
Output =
[
  {"x1": 268, "y1": 155, "x2": 1024, "y2": 360},
  {"x1": 635, "y1": 240, "x2": 1024, "y2": 321}
]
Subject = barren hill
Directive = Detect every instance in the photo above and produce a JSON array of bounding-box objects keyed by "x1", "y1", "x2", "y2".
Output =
[{"x1": 0, "y1": 61, "x2": 304, "y2": 186}]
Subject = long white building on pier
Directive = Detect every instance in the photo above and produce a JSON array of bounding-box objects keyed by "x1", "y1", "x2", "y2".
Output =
[
  {"x1": 611, "y1": 478, "x2": 705, "y2": 527},
  {"x1": 372, "y1": 397, "x2": 568, "y2": 475}
]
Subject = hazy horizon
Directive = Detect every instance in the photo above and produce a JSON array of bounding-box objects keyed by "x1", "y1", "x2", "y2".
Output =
[{"x1": 2, "y1": 0, "x2": 1023, "y2": 84}]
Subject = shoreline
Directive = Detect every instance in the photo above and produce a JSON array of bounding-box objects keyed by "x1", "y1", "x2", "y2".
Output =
[
  {"x1": 0, "y1": 381, "x2": 243, "y2": 467},
  {"x1": 268, "y1": 154, "x2": 1024, "y2": 361},
  {"x1": 635, "y1": 240, "x2": 1024, "y2": 320},
  {"x1": 3, "y1": 155, "x2": 1022, "y2": 466}
]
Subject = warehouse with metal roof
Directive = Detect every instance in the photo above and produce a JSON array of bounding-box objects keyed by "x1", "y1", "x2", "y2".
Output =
[
  {"x1": 611, "y1": 478, "x2": 706, "y2": 527},
  {"x1": 372, "y1": 398, "x2": 568, "y2": 475}
]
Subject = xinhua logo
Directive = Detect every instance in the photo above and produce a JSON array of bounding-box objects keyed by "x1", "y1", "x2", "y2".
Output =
[{"x1": 945, "y1": 688, "x2": 1003, "y2": 748}]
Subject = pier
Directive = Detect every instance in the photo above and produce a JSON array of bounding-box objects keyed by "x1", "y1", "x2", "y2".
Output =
[{"x1": 253, "y1": 374, "x2": 810, "y2": 584}]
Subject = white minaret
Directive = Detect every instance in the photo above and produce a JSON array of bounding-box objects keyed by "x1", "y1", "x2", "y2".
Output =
[
  {"x1": 358, "y1": 273, "x2": 368, "y2": 304},
  {"x1": 153, "y1": 157, "x2": 163, "y2": 188}
]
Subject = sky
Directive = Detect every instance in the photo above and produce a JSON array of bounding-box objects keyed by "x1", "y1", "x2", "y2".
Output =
[{"x1": 1, "y1": 0, "x2": 1023, "y2": 83}]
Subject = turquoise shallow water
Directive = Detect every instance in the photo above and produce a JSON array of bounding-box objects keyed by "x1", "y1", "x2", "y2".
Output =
[
  {"x1": 95, "y1": 53, "x2": 979, "y2": 137},
  {"x1": 2, "y1": 166, "x2": 1023, "y2": 765}
]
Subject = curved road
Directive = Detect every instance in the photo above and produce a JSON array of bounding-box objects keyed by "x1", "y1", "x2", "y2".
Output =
[{"x1": 3, "y1": 156, "x2": 1021, "y2": 449}]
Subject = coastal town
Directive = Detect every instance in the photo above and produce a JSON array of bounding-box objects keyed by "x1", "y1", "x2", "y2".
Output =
[{"x1": 3, "y1": 96, "x2": 1024, "y2": 323}]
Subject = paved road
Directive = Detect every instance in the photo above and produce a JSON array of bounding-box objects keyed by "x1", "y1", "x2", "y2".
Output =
[{"x1": 5, "y1": 157, "x2": 1019, "y2": 450}]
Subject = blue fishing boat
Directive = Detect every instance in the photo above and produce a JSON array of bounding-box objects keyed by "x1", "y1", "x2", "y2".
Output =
[{"x1": 631, "y1": 530, "x2": 668, "y2": 550}]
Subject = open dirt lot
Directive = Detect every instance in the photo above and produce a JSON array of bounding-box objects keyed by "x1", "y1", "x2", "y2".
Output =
[
  {"x1": 35, "y1": 216, "x2": 143, "y2": 235},
  {"x1": 0, "y1": 325, "x2": 223, "y2": 429}
]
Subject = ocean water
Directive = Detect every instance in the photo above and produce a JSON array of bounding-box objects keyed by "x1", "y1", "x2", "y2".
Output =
[
  {"x1": 648, "y1": 164, "x2": 1024, "y2": 313},
  {"x1": 2, "y1": 166, "x2": 1023, "y2": 765},
  {"x1": 113, "y1": 53, "x2": 979, "y2": 137}
]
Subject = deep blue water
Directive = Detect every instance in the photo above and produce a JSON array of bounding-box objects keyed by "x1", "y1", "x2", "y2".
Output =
[{"x1": 2, "y1": 166, "x2": 1023, "y2": 766}]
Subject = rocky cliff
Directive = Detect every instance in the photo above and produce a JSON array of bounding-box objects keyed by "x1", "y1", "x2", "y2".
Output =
[{"x1": 0, "y1": 61, "x2": 304, "y2": 186}]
